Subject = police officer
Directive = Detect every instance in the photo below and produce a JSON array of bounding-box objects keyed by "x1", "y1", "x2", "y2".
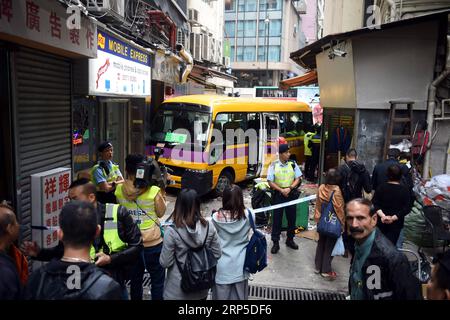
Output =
[
  {"x1": 303, "y1": 126, "x2": 315, "y2": 181},
  {"x1": 91, "y1": 141, "x2": 124, "y2": 204},
  {"x1": 114, "y1": 154, "x2": 166, "y2": 300},
  {"x1": 267, "y1": 143, "x2": 302, "y2": 254},
  {"x1": 21, "y1": 179, "x2": 142, "y2": 299}
]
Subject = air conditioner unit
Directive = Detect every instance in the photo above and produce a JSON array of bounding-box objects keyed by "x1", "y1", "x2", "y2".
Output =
[
  {"x1": 85, "y1": 0, "x2": 125, "y2": 22},
  {"x1": 177, "y1": 29, "x2": 187, "y2": 50},
  {"x1": 210, "y1": 37, "x2": 216, "y2": 62},
  {"x1": 295, "y1": 0, "x2": 307, "y2": 14},
  {"x1": 202, "y1": 34, "x2": 209, "y2": 61},
  {"x1": 217, "y1": 40, "x2": 222, "y2": 64},
  {"x1": 188, "y1": 9, "x2": 199, "y2": 23},
  {"x1": 190, "y1": 33, "x2": 203, "y2": 61}
]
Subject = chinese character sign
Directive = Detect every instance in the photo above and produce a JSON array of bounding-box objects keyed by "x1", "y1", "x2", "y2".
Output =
[
  {"x1": 31, "y1": 168, "x2": 71, "y2": 249},
  {"x1": 0, "y1": 0, "x2": 96, "y2": 58}
]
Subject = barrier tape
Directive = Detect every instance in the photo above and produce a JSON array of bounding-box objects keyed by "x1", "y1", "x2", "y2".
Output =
[{"x1": 250, "y1": 194, "x2": 316, "y2": 214}]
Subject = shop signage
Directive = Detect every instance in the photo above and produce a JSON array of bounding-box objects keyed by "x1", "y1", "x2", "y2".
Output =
[
  {"x1": 89, "y1": 30, "x2": 153, "y2": 96},
  {"x1": 0, "y1": 0, "x2": 97, "y2": 57},
  {"x1": 31, "y1": 168, "x2": 71, "y2": 251}
]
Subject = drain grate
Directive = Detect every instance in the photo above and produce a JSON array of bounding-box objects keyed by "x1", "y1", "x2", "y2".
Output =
[{"x1": 248, "y1": 284, "x2": 346, "y2": 300}]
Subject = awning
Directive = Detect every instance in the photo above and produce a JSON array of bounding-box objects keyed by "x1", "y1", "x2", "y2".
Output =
[
  {"x1": 188, "y1": 64, "x2": 237, "y2": 89},
  {"x1": 279, "y1": 70, "x2": 318, "y2": 89}
]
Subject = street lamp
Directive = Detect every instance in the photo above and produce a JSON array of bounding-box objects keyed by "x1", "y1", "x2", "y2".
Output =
[{"x1": 265, "y1": 17, "x2": 270, "y2": 86}]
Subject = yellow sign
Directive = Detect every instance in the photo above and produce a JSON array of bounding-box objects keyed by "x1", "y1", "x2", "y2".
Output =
[{"x1": 98, "y1": 33, "x2": 106, "y2": 50}]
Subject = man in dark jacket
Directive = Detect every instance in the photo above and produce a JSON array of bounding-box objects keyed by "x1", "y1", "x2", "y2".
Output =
[
  {"x1": 0, "y1": 203, "x2": 22, "y2": 300},
  {"x1": 346, "y1": 198, "x2": 422, "y2": 300},
  {"x1": 372, "y1": 148, "x2": 413, "y2": 191},
  {"x1": 22, "y1": 179, "x2": 142, "y2": 297},
  {"x1": 25, "y1": 201, "x2": 122, "y2": 300},
  {"x1": 338, "y1": 148, "x2": 372, "y2": 203}
]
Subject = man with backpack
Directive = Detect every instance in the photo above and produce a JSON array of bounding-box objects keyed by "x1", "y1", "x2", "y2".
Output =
[
  {"x1": 338, "y1": 149, "x2": 372, "y2": 257},
  {"x1": 25, "y1": 201, "x2": 122, "y2": 300},
  {"x1": 267, "y1": 143, "x2": 302, "y2": 254},
  {"x1": 338, "y1": 149, "x2": 372, "y2": 203}
]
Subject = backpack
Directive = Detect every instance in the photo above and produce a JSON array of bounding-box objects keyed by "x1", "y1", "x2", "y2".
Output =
[
  {"x1": 243, "y1": 210, "x2": 268, "y2": 274},
  {"x1": 172, "y1": 223, "x2": 217, "y2": 293},
  {"x1": 34, "y1": 264, "x2": 113, "y2": 300},
  {"x1": 341, "y1": 163, "x2": 360, "y2": 201},
  {"x1": 317, "y1": 191, "x2": 341, "y2": 239}
]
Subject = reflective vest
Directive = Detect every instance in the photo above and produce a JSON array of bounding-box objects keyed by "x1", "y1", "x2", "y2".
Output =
[
  {"x1": 90, "y1": 162, "x2": 121, "y2": 191},
  {"x1": 115, "y1": 184, "x2": 160, "y2": 230},
  {"x1": 90, "y1": 204, "x2": 127, "y2": 260},
  {"x1": 304, "y1": 132, "x2": 314, "y2": 156},
  {"x1": 311, "y1": 133, "x2": 321, "y2": 144},
  {"x1": 273, "y1": 161, "x2": 296, "y2": 188}
]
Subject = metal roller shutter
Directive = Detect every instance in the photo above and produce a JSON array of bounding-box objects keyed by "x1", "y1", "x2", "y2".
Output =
[{"x1": 13, "y1": 47, "x2": 72, "y2": 242}]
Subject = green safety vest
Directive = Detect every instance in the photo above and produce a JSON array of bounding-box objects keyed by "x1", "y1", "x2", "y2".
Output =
[
  {"x1": 304, "y1": 132, "x2": 314, "y2": 156},
  {"x1": 90, "y1": 203, "x2": 127, "y2": 260},
  {"x1": 90, "y1": 162, "x2": 121, "y2": 191},
  {"x1": 115, "y1": 184, "x2": 160, "y2": 230},
  {"x1": 273, "y1": 161, "x2": 296, "y2": 188}
]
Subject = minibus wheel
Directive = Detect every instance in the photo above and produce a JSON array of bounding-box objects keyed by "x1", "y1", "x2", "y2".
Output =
[{"x1": 215, "y1": 170, "x2": 234, "y2": 196}]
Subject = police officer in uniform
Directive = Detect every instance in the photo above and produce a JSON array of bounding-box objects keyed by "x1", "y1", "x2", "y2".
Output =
[
  {"x1": 114, "y1": 154, "x2": 166, "y2": 300},
  {"x1": 91, "y1": 141, "x2": 124, "y2": 204},
  {"x1": 303, "y1": 126, "x2": 315, "y2": 181},
  {"x1": 267, "y1": 143, "x2": 302, "y2": 254}
]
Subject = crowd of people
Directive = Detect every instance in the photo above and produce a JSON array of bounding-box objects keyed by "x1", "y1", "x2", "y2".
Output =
[{"x1": 0, "y1": 141, "x2": 449, "y2": 301}]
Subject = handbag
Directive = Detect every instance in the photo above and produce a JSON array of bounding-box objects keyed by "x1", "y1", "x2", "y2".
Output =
[{"x1": 317, "y1": 191, "x2": 341, "y2": 239}]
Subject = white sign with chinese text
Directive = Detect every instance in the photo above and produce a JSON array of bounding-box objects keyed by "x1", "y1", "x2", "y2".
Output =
[
  {"x1": 88, "y1": 30, "x2": 152, "y2": 97},
  {"x1": 31, "y1": 168, "x2": 71, "y2": 252},
  {"x1": 0, "y1": 0, "x2": 97, "y2": 58}
]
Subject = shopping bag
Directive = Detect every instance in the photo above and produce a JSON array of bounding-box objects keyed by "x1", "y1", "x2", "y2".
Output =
[{"x1": 331, "y1": 235, "x2": 345, "y2": 256}]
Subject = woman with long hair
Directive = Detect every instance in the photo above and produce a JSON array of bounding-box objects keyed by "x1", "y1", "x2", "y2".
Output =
[
  {"x1": 211, "y1": 185, "x2": 254, "y2": 300},
  {"x1": 159, "y1": 189, "x2": 221, "y2": 300},
  {"x1": 314, "y1": 168, "x2": 345, "y2": 281}
]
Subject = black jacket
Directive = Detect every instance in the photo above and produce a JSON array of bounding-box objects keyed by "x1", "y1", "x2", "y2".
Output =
[
  {"x1": 338, "y1": 160, "x2": 372, "y2": 202},
  {"x1": 350, "y1": 229, "x2": 422, "y2": 300},
  {"x1": 371, "y1": 158, "x2": 413, "y2": 190},
  {"x1": 25, "y1": 260, "x2": 122, "y2": 300},
  {"x1": 35, "y1": 203, "x2": 142, "y2": 283},
  {"x1": 0, "y1": 252, "x2": 22, "y2": 300}
]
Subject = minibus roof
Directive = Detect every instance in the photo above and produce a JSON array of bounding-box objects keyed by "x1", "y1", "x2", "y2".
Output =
[{"x1": 162, "y1": 95, "x2": 311, "y2": 113}]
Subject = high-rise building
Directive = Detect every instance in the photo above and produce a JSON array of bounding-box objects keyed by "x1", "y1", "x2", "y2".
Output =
[{"x1": 224, "y1": 0, "x2": 306, "y2": 87}]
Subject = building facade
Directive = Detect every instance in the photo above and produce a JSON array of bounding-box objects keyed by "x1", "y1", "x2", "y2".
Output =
[{"x1": 224, "y1": 0, "x2": 305, "y2": 87}]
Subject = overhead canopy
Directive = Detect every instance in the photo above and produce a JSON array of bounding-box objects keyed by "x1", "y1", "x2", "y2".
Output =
[
  {"x1": 290, "y1": 9, "x2": 450, "y2": 70},
  {"x1": 188, "y1": 64, "x2": 237, "y2": 89},
  {"x1": 279, "y1": 70, "x2": 318, "y2": 89}
]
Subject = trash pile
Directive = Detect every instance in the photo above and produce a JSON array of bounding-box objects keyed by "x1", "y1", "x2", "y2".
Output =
[{"x1": 404, "y1": 173, "x2": 450, "y2": 247}]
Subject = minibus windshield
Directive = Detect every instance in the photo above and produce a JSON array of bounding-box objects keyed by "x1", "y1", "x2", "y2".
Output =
[{"x1": 150, "y1": 103, "x2": 211, "y2": 149}]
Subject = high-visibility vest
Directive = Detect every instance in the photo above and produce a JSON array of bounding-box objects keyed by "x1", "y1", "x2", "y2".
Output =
[
  {"x1": 304, "y1": 132, "x2": 314, "y2": 156},
  {"x1": 90, "y1": 162, "x2": 121, "y2": 191},
  {"x1": 90, "y1": 203, "x2": 127, "y2": 260},
  {"x1": 273, "y1": 161, "x2": 296, "y2": 188},
  {"x1": 311, "y1": 133, "x2": 321, "y2": 144},
  {"x1": 115, "y1": 184, "x2": 160, "y2": 230}
]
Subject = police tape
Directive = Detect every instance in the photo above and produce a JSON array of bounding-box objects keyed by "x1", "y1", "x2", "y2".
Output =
[{"x1": 250, "y1": 194, "x2": 316, "y2": 214}]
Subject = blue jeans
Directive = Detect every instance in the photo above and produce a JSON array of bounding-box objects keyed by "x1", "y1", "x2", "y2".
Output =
[{"x1": 130, "y1": 243, "x2": 165, "y2": 300}]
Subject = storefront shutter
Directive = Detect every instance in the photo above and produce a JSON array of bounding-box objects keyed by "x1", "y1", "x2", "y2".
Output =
[{"x1": 13, "y1": 46, "x2": 72, "y2": 242}]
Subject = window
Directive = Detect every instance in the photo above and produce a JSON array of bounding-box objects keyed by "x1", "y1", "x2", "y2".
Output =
[
  {"x1": 269, "y1": 19, "x2": 282, "y2": 36},
  {"x1": 214, "y1": 113, "x2": 249, "y2": 145},
  {"x1": 268, "y1": 46, "x2": 280, "y2": 62},
  {"x1": 258, "y1": 19, "x2": 269, "y2": 37},
  {"x1": 237, "y1": 21, "x2": 244, "y2": 37},
  {"x1": 265, "y1": 114, "x2": 279, "y2": 140},
  {"x1": 230, "y1": 45, "x2": 235, "y2": 62},
  {"x1": 243, "y1": 46, "x2": 256, "y2": 61},
  {"x1": 280, "y1": 113, "x2": 312, "y2": 137},
  {"x1": 244, "y1": 20, "x2": 256, "y2": 37},
  {"x1": 225, "y1": 21, "x2": 235, "y2": 38},
  {"x1": 259, "y1": 0, "x2": 282, "y2": 11},
  {"x1": 245, "y1": 0, "x2": 257, "y2": 11},
  {"x1": 258, "y1": 45, "x2": 267, "y2": 62},
  {"x1": 225, "y1": 0, "x2": 235, "y2": 11},
  {"x1": 238, "y1": 0, "x2": 245, "y2": 12},
  {"x1": 236, "y1": 46, "x2": 243, "y2": 62}
]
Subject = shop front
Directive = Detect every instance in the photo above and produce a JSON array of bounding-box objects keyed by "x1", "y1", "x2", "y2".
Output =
[
  {"x1": 73, "y1": 28, "x2": 153, "y2": 176},
  {"x1": 0, "y1": 0, "x2": 97, "y2": 242}
]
